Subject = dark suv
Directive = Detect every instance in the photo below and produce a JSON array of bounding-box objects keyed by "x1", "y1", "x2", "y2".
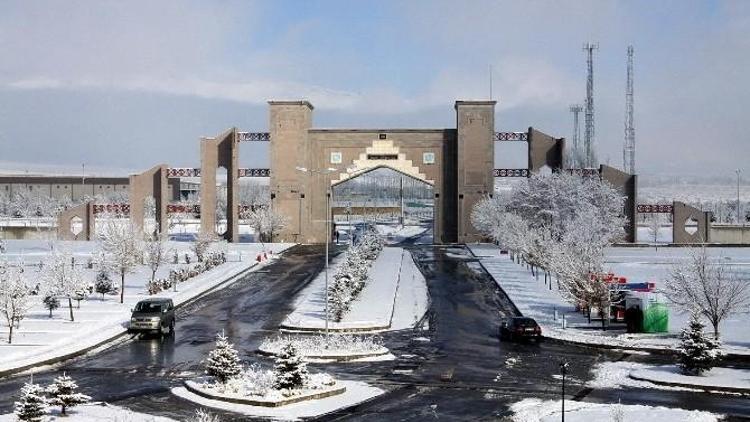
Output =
[
  {"x1": 129, "y1": 298, "x2": 175, "y2": 336},
  {"x1": 499, "y1": 317, "x2": 542, "y2": 342}
]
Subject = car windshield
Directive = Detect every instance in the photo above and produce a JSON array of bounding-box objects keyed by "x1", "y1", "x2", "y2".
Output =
[{"x1": 134, "y1": 302, "x2": 163, "y2": 313}]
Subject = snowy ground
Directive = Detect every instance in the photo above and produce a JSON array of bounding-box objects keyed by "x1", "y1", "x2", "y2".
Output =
[
  {"x1": 509, "y1": 398, "x2": 721, "y2": 422},
  {"x1": 374, "y1": 224, "x2": 429, "y2": 244},
  {"x1": 281, "y1": 246, "x2": 429, "y2": 332},
  {"x1": 0, "y1": 402, "x2": 177, "y2": 422},
  {"x1": 630, "y1": 364, "x2": 750, "y2": 392},
  {"x1": 0, "y1": 240, "x2": 294, "y2": 375},
  {"x1": 172, "y1": 380, "x2": 384, "y2": 421},
  {"x1": 636, "y1": 225, "x2": 673, "y2": 243},
  {"x1": 468, "y1": 244, "x2": 750, "y2": 355},
  {"x1": 605, "y1": 246, "x2": 750, "y2": 349}
]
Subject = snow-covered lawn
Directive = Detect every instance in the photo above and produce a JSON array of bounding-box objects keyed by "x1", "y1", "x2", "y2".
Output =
[
  {"x1": 509, "y1": 398, "x2": 721, "y2": 422},
  {"x1": 0, "y1": 240, "x2": 294, "y2": 375},
  {"x1": 630, "y1": 364, "x2": 750, "y2": 392},
  {"x1": 469, "y1": 244, "x2": 750, "y2": 356},
  {"x1": 281, "y1": 246, "x2": 428, "y2": 332},
  {"x1": 0, "y1": 402, "x2": 176, "y2": 422},
  {"x1": 374, "y1": 224, "x2": 428, "y2": 244},
  {"x1": 173, "y1": 380, "x2": 384, "y2": 421}
]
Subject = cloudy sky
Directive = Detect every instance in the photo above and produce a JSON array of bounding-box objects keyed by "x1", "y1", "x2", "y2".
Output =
[{"x1": 0, "y1": 1, "x2": 748, "y2": 176}]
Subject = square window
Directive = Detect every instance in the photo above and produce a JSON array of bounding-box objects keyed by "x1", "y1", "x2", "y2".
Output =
[
  {"x1": 423, "y1": 152, "x2": 435, "y2": 164},
  {"x1": 330, "y1": 152, "x2": 342, "y2": 164}
]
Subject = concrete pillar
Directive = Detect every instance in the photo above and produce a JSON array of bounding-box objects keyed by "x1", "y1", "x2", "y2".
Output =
[
  {"x1": 599, "y1": 164, "x2": 638, "y2": 243},
  {"x1": 57, "y1": 201, "x2": 95, "y2": 241},
  {"x1": 200, "y1": 128, "x2": 239, "y2": 242},
  {"x1": 528, "y1": 128, "x2": 565, "y2": 172},
  {"x1": 269, "y1": 101, "x2": 314, "y2": 243},
  {"x1": 129, "y1": 164, "x2": 169, "y2": 236},
  {"x1": 673, "y1": 201, "x2": 711, "y2": 244},
  {"x1": 455, "y1": 100, "x2": 495, "y2": 243}
]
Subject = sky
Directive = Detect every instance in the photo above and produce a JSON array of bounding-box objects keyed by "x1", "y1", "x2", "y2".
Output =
[{"x1": 1, "y1": 0, "x2": 749, "y2": 177}]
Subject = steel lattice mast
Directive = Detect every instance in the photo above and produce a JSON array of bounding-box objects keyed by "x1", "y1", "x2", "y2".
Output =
[
  {"x1": 623, "y1": 45, "x2": 635, "y2": 174},
  {"x1": 569, "y1": 104, "x2": 583, "y2": 168},
  {"x1": 583, "y1": 42, "x2": 598, "y2": 168}
]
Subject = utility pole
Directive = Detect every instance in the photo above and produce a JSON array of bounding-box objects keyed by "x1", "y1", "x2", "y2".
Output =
[
  {"x1": 737, "y1": 169, "x2": 742, "y2": 224},
  {"x1": 623, "y1": 45, "x2": 636, "y2": 174},
  {"x1": 569, "y1": 104, "x2": 583, "y2": 168},
  {"x1": 583, "y1": 42, "x2": 598, "y2": 168}
]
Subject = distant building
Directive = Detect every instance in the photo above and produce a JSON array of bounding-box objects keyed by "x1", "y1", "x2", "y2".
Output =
[{"x1": 0, "y1": 175, "x2": 181, "y2": 201}]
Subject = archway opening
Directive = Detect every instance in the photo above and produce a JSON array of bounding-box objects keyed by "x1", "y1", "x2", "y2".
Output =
[
  {"x1": 215, "y1": 167, "x2": 228, "y2": 236},
  {"x1": 331, "y1": 166, "x2": 433, "y2": 245}
]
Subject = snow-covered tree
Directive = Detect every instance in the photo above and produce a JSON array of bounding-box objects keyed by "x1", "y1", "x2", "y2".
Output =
[
  {"x1": 665, "y1": 247, "x2": 750, "y2": 339},
  {"x1": 678, "y1": 312, "x2": 723, "y2": 375},
  {"x1": 43, "y1": 294, "x2": 60, "y2": 317},
  {"x1": 0, "y1": 266, "x2": 31, "y2": 343},
  {"x1": 14, "y1": 380, "x2": 48, "y2": 422},
  {"x1": 192, "y1": 232, "x2": 216, "y2": 263},
  {"x1": 647, "y1": 213, "x2": 664, "y2": 244},
  {"x1": 242, "y1": 205, "x2": 289, "y2": 247},
  {"x1": 94, "y1": 270, "x2": 116, "y2": 299},
  {"x1": 273, "y1": 343, "x2": 308, "y2": 390},
  {"x1": 46, "y1": 373, "x2": 91, "y2": 415},
  {"x1": 144, "y1": 230, "x2": 170, "y2": 283},
  {"x1": 40, "y1": 249, "x2": 86, "y2": 322},
  {"x1": 204, "y1": 331, "x2": 242, "y2": 383},
  {"x1": 97, "y1": 218, "x2": 142, "y2": 303}
]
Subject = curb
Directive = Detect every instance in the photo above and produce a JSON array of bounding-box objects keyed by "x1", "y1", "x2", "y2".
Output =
[
  {"x1": 628, "y1": 372, "x2": 750, "y2": 395},
  {"x1": 0, "y1": 258, "x2": 269, "y2": 379},
  {"x1": 183, "y1": 379, "x2": 346, "y2": 407}
]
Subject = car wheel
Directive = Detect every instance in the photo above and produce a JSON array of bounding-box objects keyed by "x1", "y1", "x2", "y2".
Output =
[{"x1": 169, "y1": 321, "x2": 175, "y2": 335}]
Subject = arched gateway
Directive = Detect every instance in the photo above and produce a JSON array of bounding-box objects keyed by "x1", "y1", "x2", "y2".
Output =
[{"x1": 269, "y1": 100, "x2": 568, "y2": 244}]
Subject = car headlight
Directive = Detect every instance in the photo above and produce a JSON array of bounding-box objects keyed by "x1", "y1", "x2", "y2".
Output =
[
  {"x1": 150, "y1": 317, "x2": 161, "y2": 322},
  {"x1": 130, "y1": 318, "x2": 137, "y2": 322}
]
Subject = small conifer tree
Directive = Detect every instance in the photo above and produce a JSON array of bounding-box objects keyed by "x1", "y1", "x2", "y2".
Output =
[
  {"x1": 14, "y1": 380, "x2": 48, "y2": 422},
  {"x1": 678, "y1": 312, "x2": 723, "y2": 375},
  {"x1": 204, "y1": 331, "x2": 242, "y2": 383},
  {"x1": 273, "y1": 343, "x2": 308, "y2": 390},
  {"x1": 47, "y1": 372, "x2": 91, "y2": 415}
]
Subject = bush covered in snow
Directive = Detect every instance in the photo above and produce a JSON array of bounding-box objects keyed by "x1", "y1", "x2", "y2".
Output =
[
  {"x1": 148, "y1": 252, "x2": 226, "y2": 295},
  {"x1": 260, "y1": 334, "x2": 385, "y2": 358},
  {"x1": 678, "y1": 313, "x2": 723, "y2": 375},
  {"x1": 273, "y1": 343, "x2": 308, "y2": 390},
  {"x1": 328, "y1": 229, "x2": 384, "y2": 321}
]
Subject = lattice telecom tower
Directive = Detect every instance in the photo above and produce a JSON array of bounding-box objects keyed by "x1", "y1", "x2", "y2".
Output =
[
  {"x1": 569, "y1": 104, "x2": 583, "y2": 168},
  {"x1": 623, "y1": 45, "x2": 635, "y2": 174},
  {"x1": 583, "y1": 42, "x2": 598, "y2": 168}
]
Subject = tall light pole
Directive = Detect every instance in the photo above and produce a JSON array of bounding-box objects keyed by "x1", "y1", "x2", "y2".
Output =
[
  {"x1": 737, "y1": 169, "x2": 742, "y2": 225},
  {"x1": 296, "y1": 165, "x2": 353, "y2": 338},
  {"x1": 560, "y1": 360, "x2": 569, "y2": 422}
]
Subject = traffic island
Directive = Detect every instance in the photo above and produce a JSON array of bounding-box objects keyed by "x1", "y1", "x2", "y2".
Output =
[
  {"x1": 257, "y1": 334, "x2": 394, "y2": 362},
  {"x1": 183, "y1": 376, "x2": 346, "y2": 407}
]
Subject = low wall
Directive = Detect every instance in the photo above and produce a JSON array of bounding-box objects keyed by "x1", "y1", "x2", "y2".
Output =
[
  {"x1": 1, "y1": 224, "x2": 55, "y2": 240},
  {"x1": 710, "y1": 225, "x2": 750, "y2": 244}
]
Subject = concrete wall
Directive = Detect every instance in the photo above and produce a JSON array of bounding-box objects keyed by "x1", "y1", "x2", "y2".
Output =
[
  {"x1": 673, "y1": 201, "x2": 711, "y2": 243},
  {"x1": 129, "y1": 165, "x2": 169, "y2": 236},
  {"x1": 200, "y1": 128, "x2": 240, "y2": 242},
  {"x1": 0, "y1": 176, "x2": 180, "y2": 202},
  {"x1": 455, "y1": 101, "x2": 495, "y2": 243},
  {"x1": 709, "y1": 225, "x2": 750, "y2": 244},
  {"x1": 528, "y1": 128, "x2": 564, "y2": 172},
  {"x1": 600, "y1": 164, "x2": 638, "y2": 243}
]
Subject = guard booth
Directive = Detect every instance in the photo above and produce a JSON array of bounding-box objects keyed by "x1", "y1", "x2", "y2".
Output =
[{"x1": 625, "y1": 292, "x2": 669, "y2": 333}]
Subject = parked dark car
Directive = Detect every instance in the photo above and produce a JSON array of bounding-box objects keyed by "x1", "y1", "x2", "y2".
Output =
[
  {"x1": 499, "y1": 317, "x2": 542, "y2": 342},
  {"x1": 129, "y1": 298, "x2": 175, "y2": 336}
]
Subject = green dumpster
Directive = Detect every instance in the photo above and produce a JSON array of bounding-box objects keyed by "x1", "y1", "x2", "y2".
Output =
[{"x1": 642, "y1": 302, "x2": 669, "y2": 333}]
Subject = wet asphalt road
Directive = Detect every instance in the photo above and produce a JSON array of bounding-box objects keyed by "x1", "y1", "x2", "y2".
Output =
[{"x1": 0, "y1": 240, "x2": 749, "y2": 421}]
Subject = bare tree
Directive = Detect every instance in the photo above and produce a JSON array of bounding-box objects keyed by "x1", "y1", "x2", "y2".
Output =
[
  {"x1": 97, "y1": 217, "x2": 142, "y2": 303},
  {"x1": 664, "y1": 247, "x2": 750, "y2": 339},
  {"x1": 0, "y1": 265, "x2": 30, "y2": 343},
  {"x1": 192, "y1": 232, "x2": 216, "y2": 262},
  {"x1": 144, "y1": 230, "x2": 170, "y2": 283},
  {"x1": 40, "y1": 249, "x2": 86, "y2": 322},
  {"x1": 647, "y1": 213, "x2": 663, "y2": 244}
]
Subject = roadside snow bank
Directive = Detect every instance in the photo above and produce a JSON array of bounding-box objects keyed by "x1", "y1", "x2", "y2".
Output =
[
  {"x1": 510, "y1": 398, "x2": 721, "y2": 422},
  {"x1": 258, "y1": 334, "x2": 392, "y2": 362},
  {"x1": 0, "y1": 402, "x2": 176, "y2": 421},
  {"x1": 630, "y1": 365, "x2": 750, "y2": 393}
]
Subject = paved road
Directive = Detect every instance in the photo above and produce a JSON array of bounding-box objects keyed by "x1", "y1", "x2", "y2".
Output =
[{"x1": 0, "y1": 242, "x2": 748, "y2": 421}]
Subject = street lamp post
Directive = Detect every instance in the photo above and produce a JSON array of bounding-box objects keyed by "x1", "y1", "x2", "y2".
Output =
[
  {"x1": 560, "y1": 361, "x2": 569, "y2": 422},
  {"x1": 736, "y1": 169, "x2": 742, "y2": 225}
]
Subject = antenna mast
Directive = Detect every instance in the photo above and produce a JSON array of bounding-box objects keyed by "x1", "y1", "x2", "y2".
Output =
[
  {"x1": 623, "y1": 45, "x2": 635, "y2": 174},
  {"x1": 583, "y1": 42, "x2": 598, "y2": 168},
  {"x1": 569, "y1": 104, "x2": 583, "y2": 168}
]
